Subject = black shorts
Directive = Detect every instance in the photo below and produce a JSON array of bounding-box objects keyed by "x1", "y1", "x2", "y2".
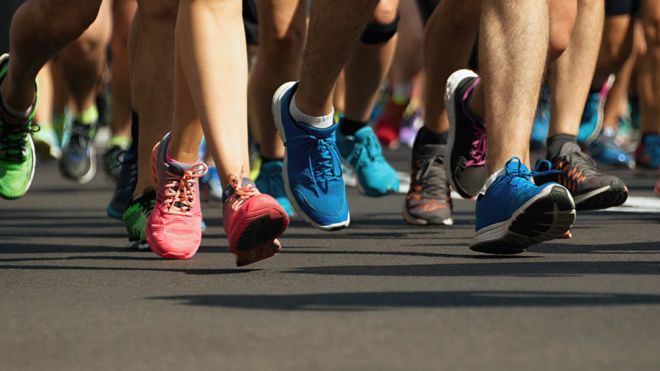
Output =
[
  {"x1": 243, "y1": 0, "x2": 258, "y2": 46},
  {"x1": 605, "y1": 0, "x2": 640, "y2": 17},
  {"x1": 416, "y1": 0, "x2": 440, "y2": 24}
]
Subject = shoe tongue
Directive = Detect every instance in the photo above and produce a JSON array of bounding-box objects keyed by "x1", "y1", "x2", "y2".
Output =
[
  {"x1": 222, "y1": 177, "x2": 254, "y2": 202},
  {"x1": 505, "y1": 157, "x2": 530, "y2": 174},
  {"x1": 294, "y1": 121, "x2": 338, "y2": 139},
  {"x1": 414, "y1": 143, "x2": 445, "y2": 159},
  {"x1": 353, "y1": 126, "x2": 375, "y2": 140},
  {"x1": 559, "y1": 141, "x2": 581, "y2": 157}
]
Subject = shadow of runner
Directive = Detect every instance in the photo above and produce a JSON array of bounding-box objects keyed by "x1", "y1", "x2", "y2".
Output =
[{"x1": 151, "y1": 290, "x2": 660, "y2": 311}]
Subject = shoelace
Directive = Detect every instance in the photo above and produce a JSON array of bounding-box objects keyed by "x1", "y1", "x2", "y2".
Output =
[
  {"x1": 556, "y1": 149, "x2": 599, "y2": 188},
  {"x1": 461, "y1": 82, "x2": 486, "y2": 167},
  {"x1": 163, "y1": 163, "x2": 208, "y2": 215},
  {"x1": 349, "y1": 134, "x2": 384, "y2": 167},
  {"x1": 225, "y1": 172, "x2": 258, "y2": 209},
  {"x1": 288, "y1": 135, "x2": 342, "y2": 196},
  {"x1": 506, "y1": 158, "x2": 560, "y2": 189},
  {"x1": 0, "y1": 121, "x2": 39, "y2": 161},
  {"x1": 409, "y1": 149, "x2": 447, "y2": 200}
]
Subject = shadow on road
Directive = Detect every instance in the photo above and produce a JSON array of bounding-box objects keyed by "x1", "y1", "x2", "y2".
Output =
[{"x1": 152, "y1": 290, "x2": 660, "y2": 311}]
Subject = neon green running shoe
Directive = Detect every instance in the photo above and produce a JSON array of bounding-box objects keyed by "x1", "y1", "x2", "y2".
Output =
[
  {"x1": 122, "y1": 190, "x2": 155, "y2": 250},
  {"x1": 0, "y1": 54, "x2": 38, "y2": 200}
]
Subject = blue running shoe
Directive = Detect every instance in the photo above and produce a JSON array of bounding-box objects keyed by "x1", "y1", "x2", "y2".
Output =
[
  {"x1": 578, "y1": 91, "x2": 602, "y2": 144},
  {"x1": 589, "y1": 129, "x2": 635, "y2": 169},
  {"x1": 200, "y1": 165, "x2": 223, "y2": 202},
  {"x1": 336, "y1": 125, "x2": 399, "y2": 196},
  {"x1": 531, "y1": 85, "x2": 550, "y2": 150},
  {"x1": 255, "y1": 160, "x2": 294, "y2": 216},
  {"x1": 272, "y1": 81, "x2": 349, "y2": 230},
  {"x1": 471, "y1": 157, "x2": 575, "y2": 254},
  {"x1": 635, "y1": 134, "x2": 660, "y2": 173}
]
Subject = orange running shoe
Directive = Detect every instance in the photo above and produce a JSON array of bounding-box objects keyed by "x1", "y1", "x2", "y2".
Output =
[
  {"x1": 223, "y1": 174, "x2": 289, "y2": 267},
  {"x1": 146, "y1": 133, "x2": 208, "y2": 260}
]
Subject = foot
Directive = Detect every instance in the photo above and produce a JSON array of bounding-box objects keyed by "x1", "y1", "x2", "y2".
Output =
[
  {"x1": 103, "y1": 144, "x2": 126, "y2": 181},
  {"x1": 635, "y1": 134, "x2": 660, "y2": 173},
  {"x1": 536, "y1": 142, "x2": 628, "y2": 210},
  {"x1": 272, "y1": 81, "x2": 350, "y2": 230},
  {"x1": 445, "y1": 69, "x2": 488, "y2": 199},
  {"x1": 255, "y1": 160, "x2": 293, "y2": 216},
  {"x1": 577, "y1": 91, "x2": 602, "y2": 144},
  {"x1": 337, "y1": 125, "x2": 399, "y2": 197},
  {"x1": 223, "y1": 176, "x2": 289, "y2": 267},
  {"x1": 106, "y1": 145, "x2": 138, "y2": 219},
  {"x1": 0, "y1": 54, "x2": 37, "y2": 200},
  {"x1": 33, "y1": 125, "x2": 61, "y2": 160},
  {"x1": 122, "y1": 190, "x2": 155, "y2": 250},
  {"x1": 589, "y1": 130, "x2": 635, "y2": 169},
  {"x1": 402, "y1": 142, "x2": 452, "y2": 225},
  {"x1": 59, "y1": 119, "x2": 96, "y2": 184},
  {"x1": 374, "y1": 97, "x2": 407, "y2": 148},
  {"x1": 146, "y1": 133, "x2": 207, "y2": 260},
  {"x1": 471, "y1": 157, "x2": 576, "y2": 254}
]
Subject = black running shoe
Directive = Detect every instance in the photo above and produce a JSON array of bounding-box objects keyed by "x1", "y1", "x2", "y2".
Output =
[
  {"x1": 445, "y1": 69, "x2": 488, "y2": 199},
  {"x1": 535, "y1": 142, "x2": 628, "y2": 210},
  {"x1": 103, "y1": 145, "x2": 124, "y2": 181},
  {"x1": 106, "y1": 146, "x2": 138, "y2": 219},
  {"x1": 59, "y1": 120, "x2": 96, "y2": 183},
  {"x1": 402, "y1": 143, "x2": 453, "y2": 225}
]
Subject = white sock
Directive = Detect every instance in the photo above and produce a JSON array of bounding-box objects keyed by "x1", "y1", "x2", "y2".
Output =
[
  {"x1": 289, "y1": 94, "x2": 334, "y2": 129},
  {"x1": 483, "y1": 167, "x2": 506, "y2": 192}
]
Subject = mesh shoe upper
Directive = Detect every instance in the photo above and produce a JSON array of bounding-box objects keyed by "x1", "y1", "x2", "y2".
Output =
[{"x1": 404, "y1": 143, "x2": 452, "y2": 225}]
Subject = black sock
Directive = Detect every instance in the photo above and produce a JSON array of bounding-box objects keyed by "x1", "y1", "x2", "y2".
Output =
[
  {"x1": 340, "y1": 118, "x2": 367, "y2": 136},
  {"x1": 260, "y1": 155, "x2": 283, "y2": 164},
  {"x1": 413, "y1": 127, "x2": 448, "y2": 150},
  {"x1": 546, "y1": 134, "x2": 577, "y2": 159},
  {"x1": 129, "y1": 110, "x2": 139, "y2": 153}
]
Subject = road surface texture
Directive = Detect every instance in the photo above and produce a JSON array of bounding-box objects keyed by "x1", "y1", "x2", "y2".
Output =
[{"x1": 1, "y1": 148, "x2": 659, "y2": 370}]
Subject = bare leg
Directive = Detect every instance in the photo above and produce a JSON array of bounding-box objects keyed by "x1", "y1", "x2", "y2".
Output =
[
  {"x1": 294, "y1": 0, "x2": 379, "y2": 116},
  {"x1": 168, "y1": 0, "x2": 249, "y2": 184},
  {"x1": 1, "y1": 0, "x2": 103, "y2": 113},
  {"x1": 109, "y1": 0, "x2": 137, "y2": 142},
  {"x1": 57, "y1": 0, "x2": 112, "y2": 116},
  {"x1": 423, "y1": 0, "x2": 480, "y2": 134},
  {"x1": 480, "y1": 0, "x2": 549, "y2": 173},
  {"x1": 638, "y1": 0, "x2": 660, "y2": 136},
  {"x1": 247, "y1": 0, "x2": 306, "y2": 160},
  {"x1": 131, "y1": 0, "x2": 178, "y2": 196},
  {"x1": 548, "y1": 0, "x2": 604, "y2": 138},
  {"x1": 343, "y1": 0, "x2": 399, "y2": 122}
]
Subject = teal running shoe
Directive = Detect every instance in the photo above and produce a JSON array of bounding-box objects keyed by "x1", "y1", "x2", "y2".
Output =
[
  {"x1": 578, "y1": 91, "x2": 602, "y2": 144},
  {"x1": 255, "y1": 160, "x2": 293, "y2": 216},
  {"x1": 337, "y1": 125, "x2": 399, "y2": 196},
  {"x1": 0, "y1": 54, "x2": 38, "y2": 200},
  {"x1": 471, "y1": 157, "x2": 575, "y2": 254},
  {"x1": 33, "y1": 125, "x2": 61, "y2": 160},
  {"x1": 635, "y1": 134, "x2": 660, "y2": 172}
]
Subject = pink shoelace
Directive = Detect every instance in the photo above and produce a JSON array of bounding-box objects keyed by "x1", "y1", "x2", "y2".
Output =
[{"x1": 163, "y1": 163, "x2": 208, "y2": 215}]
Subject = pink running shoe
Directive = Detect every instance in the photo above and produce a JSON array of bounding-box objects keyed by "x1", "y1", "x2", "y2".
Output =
[
  {"x1": 146, "y1": 133, "x2": 208, "y2": 260},
  {"x1": 223, "y1": 174, "x2": 289, "y2": 267}
]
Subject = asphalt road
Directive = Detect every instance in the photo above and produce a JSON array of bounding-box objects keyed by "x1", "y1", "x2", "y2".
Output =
[{"x1": 1, "y1": 148, "x2": 659, "y2": 371}]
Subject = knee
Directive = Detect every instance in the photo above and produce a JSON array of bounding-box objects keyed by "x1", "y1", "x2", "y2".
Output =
[
  {"x1": 36, "y1": 0, "x2": 103, "y2": 44},
  {"x1": 642, "y1": 7, "x2": 660, "y2": 49},
  {"x1": 259, "y1": 19, "x2": 306, "y2": 64},
  {"x1": 361, "y1": 0, "x2": 399, "y2": 45},
  {"x1": 549, "y1": 27, "x2": 572, "y2": 60},
  {"x1": 137, "y1": 0, "x2": 178, "y2": 26}
]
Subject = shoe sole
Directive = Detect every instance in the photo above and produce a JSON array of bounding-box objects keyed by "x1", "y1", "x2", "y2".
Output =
[
  {"x1": 401, "y1": 204, "x2": 453, "y2": 226},
  {"x1": 470, "y1": 185, "x2": 576, "y2": 254},
  {"x1": 573, "y1": 184, "x2": 628, "y2": 211},
  {"x1": 445, "y1": 69, "x2": 481, "y2": 199},
  {"x1": 59, "y1": 145, "x2": 96, "y2": 184},
  {"x1": 272, "y1": 81, "x2": 350, "y2": 231},
  {"x1": 231, "y1": 209, "x2": 289, "y2": 267},
  {"x1": 0, "y1": 135, "x2": 37, "y2": 200}
]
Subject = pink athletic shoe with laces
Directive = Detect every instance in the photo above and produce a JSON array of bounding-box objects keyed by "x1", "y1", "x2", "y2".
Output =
[
  {"x1": 146, "y1": 133, "x2": 208, "y2": 259},
  {"x1": 222, "y1": 174, "x2": 289, "y2": 267}
]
